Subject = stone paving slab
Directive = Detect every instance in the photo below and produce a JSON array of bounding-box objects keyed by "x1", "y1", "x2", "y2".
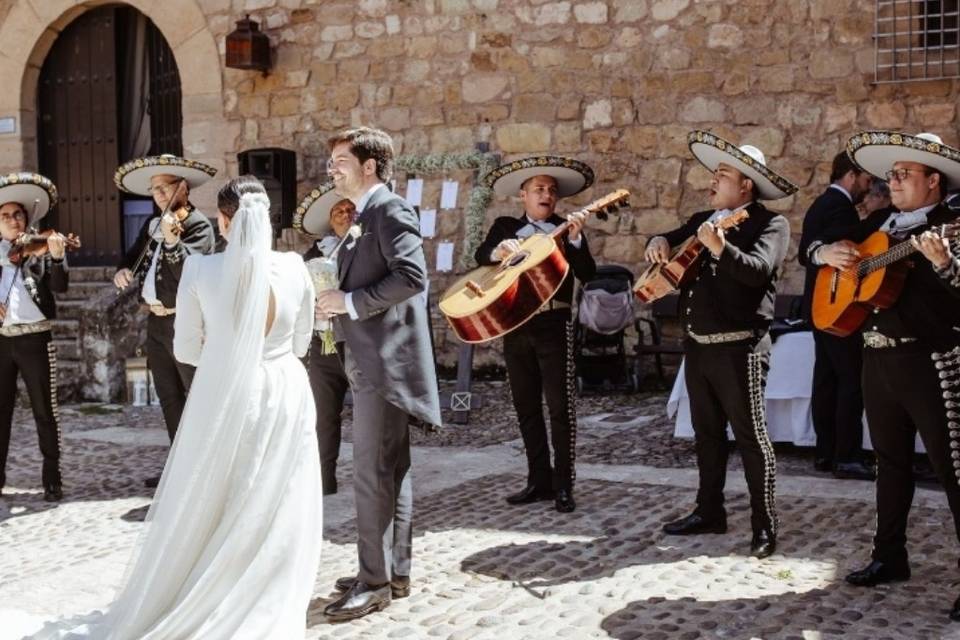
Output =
[{"x1": 3, "y1": 405, "x2": 960, "y2": 639}]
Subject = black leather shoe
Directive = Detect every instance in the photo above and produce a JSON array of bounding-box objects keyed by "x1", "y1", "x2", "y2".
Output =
[
  {"x1": 505, "y1": 484, "x2": 554, "y2": 505},
  {"x1": 555, "y1": 489, "x2": 575, "y2": 513},
  {"x1": 834, "y1": 461, "x2": 876, "y2": 481},
  {"x1": 950, "y1": 593, "x2": 960, "y2": 621},
  {"x1": 334, "y1": 575, "x2": 410, "y2": 598},
  {"x1": 144, "y1": 476, "x2": 160, "y2": 489},
  {"x1": 662, "y1": 512, "x2": 727, "y2": 535},
  {"x1": 43, "y1": 484, "x2": 63, "y2": 502},
  {"x1": 814, "y1": 457, "x2": 833, "y2": 472},
  {"x1": 324, "y1": 580, "x2": 391, "y2": 622},
  {"x1": 750, "y1": 529, "x2": 776, "y2": 559},
  {"x1": 845, "y1": 560, "x2": 911, "y2": 587}
]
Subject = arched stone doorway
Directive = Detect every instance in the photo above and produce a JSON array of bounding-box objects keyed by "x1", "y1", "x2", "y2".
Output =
[{"x1": 38, "y1": 6, "x2": 182, "y2": 265}]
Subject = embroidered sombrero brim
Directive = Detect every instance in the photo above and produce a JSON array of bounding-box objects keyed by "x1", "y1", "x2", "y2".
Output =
[
  {"x1": 688, "y1": 130, "x2": 798, "y2": 200},
  {"x1": 484, "y1": 156, "x2": 594, "y2": 198},
  {"x1": 293, "y1": 182, "x2": 352, "y2": 237},
  {"x1": 0, "y1": 172, "x2": 58, "y2": 225},
  {"x1": 114, "y1": 155, "x2": 217, "y2": 196},
  {"x1": 847, "y1": 131, "x2": 960, "y2": 190}
]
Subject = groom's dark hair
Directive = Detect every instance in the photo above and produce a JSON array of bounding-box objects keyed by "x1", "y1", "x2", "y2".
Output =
[
  {"x1": 217, "y1": 175, "x2": 267, "y2": 219},
  {"x1": 328, "y1": 127, "x2": 394, "y2": 182}
]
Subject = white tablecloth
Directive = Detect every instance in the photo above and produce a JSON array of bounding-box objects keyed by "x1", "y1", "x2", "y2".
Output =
[{"x1": 667, "y1": 331, "x2": 924, "y2": 451}]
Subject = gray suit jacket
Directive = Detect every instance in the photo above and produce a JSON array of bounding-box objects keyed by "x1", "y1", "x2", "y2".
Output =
[{"x1": 336, "y1": 185, "x2": 442, "y2": 427}]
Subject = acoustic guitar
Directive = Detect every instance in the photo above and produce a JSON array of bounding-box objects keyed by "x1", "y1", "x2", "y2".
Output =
[
  {"x1": 812, "y1": 224, "x2": 960, "y2": 336},
  {"x1": 439, "y1": 189, "x2": 630, "y2": 344},
  {"x1": 633, "y1": 209, "x2": 749, "y2": 303}
]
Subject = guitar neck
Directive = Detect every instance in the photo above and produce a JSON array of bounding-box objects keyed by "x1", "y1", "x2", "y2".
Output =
[{"x1": 858, "y1": 240, "x2": 918, "y2": 277}]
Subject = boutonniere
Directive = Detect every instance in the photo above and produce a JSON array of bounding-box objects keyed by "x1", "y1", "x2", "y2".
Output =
[{"x1": 344, "y1": 224, "x2": 363, "y2": 251}]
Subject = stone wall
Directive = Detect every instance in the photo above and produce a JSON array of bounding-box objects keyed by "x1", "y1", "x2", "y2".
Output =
[{"x1": 3, "y1": 0, "x2": 960, "y2": 372}]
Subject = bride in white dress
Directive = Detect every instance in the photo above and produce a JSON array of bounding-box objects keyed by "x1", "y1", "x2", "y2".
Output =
[{"x1": 32, "y1": 177, "x2": 322, "y2": 639}]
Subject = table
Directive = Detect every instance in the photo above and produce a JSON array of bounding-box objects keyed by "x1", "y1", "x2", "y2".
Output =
[{"x1": 666, "y1": 331, "x2": 924, "y2": 451}]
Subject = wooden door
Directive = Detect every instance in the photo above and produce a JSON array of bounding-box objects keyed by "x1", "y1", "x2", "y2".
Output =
[{"x1": 38, "y1": 7, "x2": 121, "y2": 266}]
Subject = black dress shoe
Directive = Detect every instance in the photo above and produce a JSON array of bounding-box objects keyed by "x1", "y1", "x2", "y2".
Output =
[
  {"x1": 505, "y1": 484, "x2": 554, "y2": 505},
  {"x1": 950, "y1": 593, "x2": 960, "y2": 621},
  {"x1": 334, "y1": 575, "x2": 410, "y2": 598},
  {"x1": 750, "y1": 529, "x2": 776, "y2": 559},
  {"x1": 144, "y1": 476, "x2": 160, "y2": 489},
  {"x1": 43, "y1": 484, "x2": 63, "y2": 502},
  {"x1": 555, "y1": 489, "x2": 576, "y2": 513},
  {"x1": 662, "y1": 512, "x2": 727, "y2": 535},
  {"x1": 324, "y1": 580, "x2": 391, "y2": 622},
  {"x1": 833, "y1": 461, "x2": 876, "y2": 481},
  {"x1": 845, "y1": 560, "x2": 911, "y2": 587},
  {"x1": 814, "y1": 457, "x2": 833, "y2": 472}
]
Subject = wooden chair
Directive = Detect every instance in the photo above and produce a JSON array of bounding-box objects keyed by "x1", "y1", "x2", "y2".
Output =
[{"x1": 635, "y1": 293, "x2": 685, "y2": 386}]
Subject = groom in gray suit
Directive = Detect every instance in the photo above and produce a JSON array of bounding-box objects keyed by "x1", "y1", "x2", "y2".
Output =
[{"x1": 316, "y1": 126, "x2": 441, "y2": 622}]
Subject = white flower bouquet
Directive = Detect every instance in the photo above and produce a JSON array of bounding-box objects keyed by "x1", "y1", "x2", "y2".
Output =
[{"x1": 304, "y1": 224, "x2": 361, "y2": 355}]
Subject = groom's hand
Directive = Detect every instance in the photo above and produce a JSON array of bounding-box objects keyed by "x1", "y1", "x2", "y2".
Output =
[{"x1": 316, "y1": 289, "x2": 348, "y2": 318}]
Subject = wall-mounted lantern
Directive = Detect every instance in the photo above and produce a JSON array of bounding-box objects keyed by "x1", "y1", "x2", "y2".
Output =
[{"x1": 225, "y1": 15, "x2": 271, "y2": 73}]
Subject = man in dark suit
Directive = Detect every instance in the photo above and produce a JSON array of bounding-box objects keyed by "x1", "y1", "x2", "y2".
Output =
[
  {"x1": 475, "y1": 156, "x2": 596, "y2": 513},
  {"x1": 316, "y1": 127, "x2": 441, "y2": 622},
  {"x1": 0, "y1": 173, "x2": 69, "y2": 502},
  {"x1": 798, "y1": 151, "x2": 874, "y2": 480}
]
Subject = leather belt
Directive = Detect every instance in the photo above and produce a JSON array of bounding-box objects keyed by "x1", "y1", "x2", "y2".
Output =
[
  {"x1": 688, "y1": 329, "x2": 756, "y2": 344},
  {"x1": 148, "y1": 304, "x2": 176, "y2": 317},
  {"x1": 536, "y1": 300, "x2": 571, "y2": 314},
  {"x1": 862, "y1": 331, "x2": 918, "y2": 349},
  {"x1": 0, "y1": 319, "x2": 52, "y2": 337}
]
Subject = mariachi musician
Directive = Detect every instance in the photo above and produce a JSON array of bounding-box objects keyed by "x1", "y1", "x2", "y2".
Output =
[
  {"x1": 475, "y1": 156, "x2": 596, "y2": 513},
  {"x1": 814, "y1": 131, "x2": 960, "y2": 620},
  {"x1": 0, "y1": 172, "x2": 70, "y2": 502},
  {"x1": 294, "y1": 182, "x2": 354, "y2": 496},
  {"x1": 113, "y1": 155, "x2": 217, "y2": 487},
  {"x1": 645, "y1": 131, "x2": 796, "y2": 559}
]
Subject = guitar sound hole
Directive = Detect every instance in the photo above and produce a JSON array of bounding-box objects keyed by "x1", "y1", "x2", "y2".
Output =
[{"x1": 506, "y1": 251, "x2": 529, "y2": 267}]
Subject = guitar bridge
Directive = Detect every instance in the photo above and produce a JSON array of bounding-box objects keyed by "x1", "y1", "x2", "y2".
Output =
[{"x1": 465, "y1": 280, "x2": 485, "y2": 296}]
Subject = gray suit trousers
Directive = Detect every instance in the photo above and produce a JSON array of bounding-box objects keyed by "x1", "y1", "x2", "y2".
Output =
[{"x1": 344, "y1": 348, "x2": 413, "y2": 585}]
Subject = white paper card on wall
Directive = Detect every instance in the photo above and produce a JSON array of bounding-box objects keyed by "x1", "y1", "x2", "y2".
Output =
[
  {"x1": 436, "y1": 242, "x2": 454, "y2": 272},
  {"x1": 405, "y1": 179, "x2": 423, "y2": 207},
  {"x1": 440, "y1": 181, "x2": 459, "y2": 209},
  {"x1": 0, "y1": 117, "x2": 16, "y2": 135},
  {"x1": 419, "y1": 209, "x2": 437, "y2": 238}
]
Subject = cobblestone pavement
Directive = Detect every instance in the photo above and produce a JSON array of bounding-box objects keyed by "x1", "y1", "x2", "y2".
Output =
[{"x1": 3, "y1": 396, "x2": 960, "y2": 640}]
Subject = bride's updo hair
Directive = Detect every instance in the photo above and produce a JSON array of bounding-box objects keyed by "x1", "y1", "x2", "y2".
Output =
[{"x1": 217, "y1": 175, "x2": 267, "y2": 219}]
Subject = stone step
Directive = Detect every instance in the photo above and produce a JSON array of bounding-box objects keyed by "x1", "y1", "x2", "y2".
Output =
[
  {"x1": 56, "y1": 281, "x2": 117, "y2": 301},
  {"x1": 56, "y1": 360, "x2": 83, "y2": 392},
  {"x1": 66, "y1": 266, "x2": 116, "y2": 283},
  {"x1": 51, "y1": 319, "x2": 79, "y2": 341},
  {"x1": 52, "y1": 338, "x2": 81, "y2": 361},
  {"x1": 55, "y1": 300, "x2": 85, "y2": 321}
]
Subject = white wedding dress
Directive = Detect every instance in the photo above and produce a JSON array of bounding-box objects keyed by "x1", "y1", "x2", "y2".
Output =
[{"x1": 29, "y1": 193, "x2": 322, "y2": 639}]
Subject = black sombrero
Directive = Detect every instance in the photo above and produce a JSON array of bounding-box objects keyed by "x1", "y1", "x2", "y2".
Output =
[
  {"x1": 688, "y1": 130, "x2": 798, "y2": 200},
  {"x1": 293, "y1": 182, "x2": 353, "y2": 237},
  {"x1": 0, "y1": 172, "x2": 58, "y2": 226},
  {"x1": 484, "y1": 156, "x2": 594, "y2": 198},
  {"x1": 114, "y1": 154, "x2": 217, "y2": 196},
  {"x1": 847, "y1": 131, "x2": 960, "y2": 190}
]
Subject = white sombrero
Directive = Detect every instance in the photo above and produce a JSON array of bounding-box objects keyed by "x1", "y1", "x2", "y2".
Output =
[
  {"x1": 293, "y1": 182, "x2": 353, "y2": 237},
  {"x1": 484, "y1": 155, "x2": 594, "y2": 198},
  {"x1": 846, "y1": 131, "x2": 960, "y2": 190},
  {"x1": 688, "y1": 130, "x2": 798, "y2": 200},
  {"x1": 0, "y1": 172, "x2": 58, "y2": 226},
  {"x1": 114, "y1": 154, "x2": 217, "y2": 196}
]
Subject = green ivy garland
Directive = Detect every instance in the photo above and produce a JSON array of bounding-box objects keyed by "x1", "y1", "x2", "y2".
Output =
[{"x1": 394, "y1": 151, "x2": 498, "y2": 271}]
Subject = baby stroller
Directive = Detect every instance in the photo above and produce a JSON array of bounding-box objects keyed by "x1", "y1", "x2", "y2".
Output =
[{"x1": 573, "y1": 264, "x2": 641, "y2": 393}]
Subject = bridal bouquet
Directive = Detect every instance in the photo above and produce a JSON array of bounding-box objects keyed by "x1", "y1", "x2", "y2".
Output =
[{"x1": 305, "y1": 224, "x2": 361, "y2": 355}]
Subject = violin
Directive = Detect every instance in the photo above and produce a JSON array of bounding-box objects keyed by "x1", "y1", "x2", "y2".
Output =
[
  {"x1": 8, "y1": 228, "x2": 81, "y2": 264},
  {"x1": 160, "y1": 179, "x2": 190, "y2": 236}
]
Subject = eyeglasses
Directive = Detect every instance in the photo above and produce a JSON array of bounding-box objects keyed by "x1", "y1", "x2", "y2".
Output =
[
  {"x1": 884, "y1": 168, "x2": 929, "y2": 183},
  {"x1": 148, "y1": 179, "x2": 183, "y2": 196},
  {"x1": 326, "y1": 156, "x2": 354, "y2": 172},
  {"x1": 0, "y1": 210, "x2": 26, "y2": 223}
]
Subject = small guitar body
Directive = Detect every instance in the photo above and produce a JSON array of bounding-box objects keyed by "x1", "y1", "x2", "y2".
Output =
[
  {"x1": 812, "y1": 231, "x2": 909, "y2": 337},
  {"x1": 439, "y1": 189, "x2": 630, "y2": 344},
  {"x1": 633, "y1": 209, "x2": 749, "y2": 304}
]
